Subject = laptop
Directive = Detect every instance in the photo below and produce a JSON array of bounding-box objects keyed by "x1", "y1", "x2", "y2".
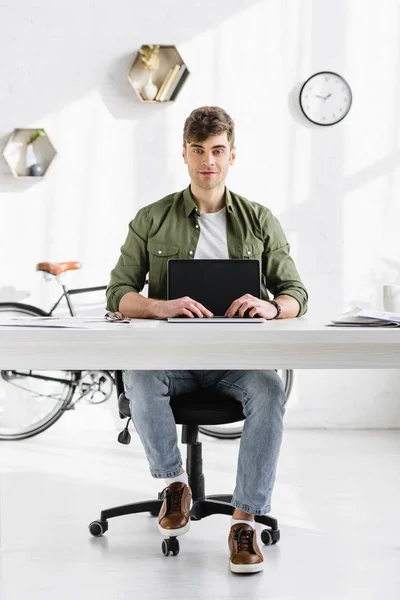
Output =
[{"x1": 167, "y1": 259, "x2": 265, "y2": 322}]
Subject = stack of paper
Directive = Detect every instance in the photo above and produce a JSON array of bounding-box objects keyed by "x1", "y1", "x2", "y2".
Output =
[{"x1": 328, "y1": 308, "x2": 400, "y2": 328}]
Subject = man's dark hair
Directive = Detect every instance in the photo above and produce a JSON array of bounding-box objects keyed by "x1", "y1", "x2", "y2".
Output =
[{"x1": 183, "y1": 106, "x2": 235, "y2": 148}]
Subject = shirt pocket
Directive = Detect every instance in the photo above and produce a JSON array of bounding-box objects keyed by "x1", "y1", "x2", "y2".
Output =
[
  {"x1": 147, "y1": 240, "x2": 180, "y2": 290},
  {"x1": 243, "y1": 238, "x2": 264, "y2": 260}
]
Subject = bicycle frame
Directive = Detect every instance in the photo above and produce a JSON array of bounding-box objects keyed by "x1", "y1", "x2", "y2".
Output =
[{"x1": 46, "y1": 280, "x2": 107, "y2": 317}]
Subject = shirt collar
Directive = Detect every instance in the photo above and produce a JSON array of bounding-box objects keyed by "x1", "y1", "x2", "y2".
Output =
[{"x1": 183, "y1": 185, "x2": 234, "y2": 217}]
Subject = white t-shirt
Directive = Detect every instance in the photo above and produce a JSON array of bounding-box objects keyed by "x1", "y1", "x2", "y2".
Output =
[{"x1": 194, "y1": 207, "x2": 229, "y2": 259}]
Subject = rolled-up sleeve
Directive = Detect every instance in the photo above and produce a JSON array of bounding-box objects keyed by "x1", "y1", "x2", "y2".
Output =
[
  {"x1": 106, "y1": 208, "x2": 149, "y2": 312},
  {"x1": 263, "y1": 212, "x2": 308, "y2": 316}
]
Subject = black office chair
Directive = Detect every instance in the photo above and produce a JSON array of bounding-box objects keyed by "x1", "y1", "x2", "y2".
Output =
[{"x1": 88, "y1": 371, "x2": 280, "y2": 556}]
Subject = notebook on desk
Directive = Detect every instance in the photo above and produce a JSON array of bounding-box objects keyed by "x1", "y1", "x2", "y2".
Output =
[{"x1": 167, "y1": 259, "x2": 265, "y2": 322}]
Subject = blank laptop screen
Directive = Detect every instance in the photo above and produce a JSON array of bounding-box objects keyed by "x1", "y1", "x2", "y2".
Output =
[{"x1": 167, "y1": 259, "x2": 261, "y2": 317}]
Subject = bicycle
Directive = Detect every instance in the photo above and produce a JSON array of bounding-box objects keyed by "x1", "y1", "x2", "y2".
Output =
[{"x1": 0, "y1": 261, "x2": 293, "y2": 441}]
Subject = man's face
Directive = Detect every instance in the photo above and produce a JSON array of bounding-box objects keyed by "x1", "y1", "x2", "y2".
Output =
[{"x1": 182, "y1": 133, "x2": 236, "y2": 191}]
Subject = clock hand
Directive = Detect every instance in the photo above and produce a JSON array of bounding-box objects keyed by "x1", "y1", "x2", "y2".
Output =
[
  {"x1": 314, "y1": 94, "x2": 325, "y2": 99},
  {"x1": 324, "y1": 93, "x2": 332, "y2": 100}
]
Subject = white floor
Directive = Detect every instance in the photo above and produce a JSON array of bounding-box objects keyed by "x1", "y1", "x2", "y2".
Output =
[{"x1": 1, "y1": 400, "x2": 400, "y2": 600}]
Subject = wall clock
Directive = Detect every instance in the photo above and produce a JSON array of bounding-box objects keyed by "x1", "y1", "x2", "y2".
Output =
[{"x1": 299, "y1": 71, "x2": 352, "y2": 125}]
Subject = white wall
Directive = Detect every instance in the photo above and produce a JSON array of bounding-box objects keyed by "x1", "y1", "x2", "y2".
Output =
[{"x1": 1, "y1": 0, "x2": 400, "y2": 427}]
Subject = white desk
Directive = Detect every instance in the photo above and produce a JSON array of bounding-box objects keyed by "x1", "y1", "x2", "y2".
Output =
[{"x1": 1, "y1": 317, "x2": 400, "y2": 370}]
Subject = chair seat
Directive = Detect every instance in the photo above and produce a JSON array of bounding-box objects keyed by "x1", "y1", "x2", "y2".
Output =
[{"x1": 118, "y1": 389, "x2": 245, "y2": 425}]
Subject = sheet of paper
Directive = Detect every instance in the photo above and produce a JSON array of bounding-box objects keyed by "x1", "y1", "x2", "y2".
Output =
[{"x1": 0, "y1": 316, "x2": 160, "y2": 329}]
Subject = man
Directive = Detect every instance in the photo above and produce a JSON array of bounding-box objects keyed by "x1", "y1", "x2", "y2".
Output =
[{"x1": 106, "y1": 106, "x2": 308, "y2": 574}]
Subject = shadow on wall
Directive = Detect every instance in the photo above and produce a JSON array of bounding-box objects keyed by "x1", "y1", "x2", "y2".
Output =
[
  {"x1": 279, "y1": 0, "x2": 400, "y2": 316},
  {"x1": 0, "y1": 0, "x2": 264, "y2": 194},
  {"x1": 98, "y1": 51, "x2": 183, "y2": 209},
  {"x1": 100, "y1": 53, "x2": 154, "y2": 122},
  {"x1": 0, "y1": 287, "x2": 31, "y2": 302},
  {"x1": 0, "y1": 0, "x2": 264, "y2": 134}
]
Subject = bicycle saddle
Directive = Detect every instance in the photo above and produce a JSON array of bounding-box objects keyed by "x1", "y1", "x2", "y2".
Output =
[{"x1": 36, "y1": 261, "x2": 82, "y2": 276}]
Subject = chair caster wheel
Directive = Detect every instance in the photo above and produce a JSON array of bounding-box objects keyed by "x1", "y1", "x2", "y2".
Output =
[
  {"x1": 89, "y1": 520, "x2": 108, "y2": 537},
  {"x1": 162, "y1": 537, "x2": 180, "y2": 556},
  {"x1": 261, "y1": 528, "x2": 280, "y2": 546}
]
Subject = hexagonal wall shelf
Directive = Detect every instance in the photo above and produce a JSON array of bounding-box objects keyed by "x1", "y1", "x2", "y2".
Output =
[
  {"x1": 2, "y1": 128, "x2": 57, "y2": 179},
  {"x1": 128, "y1": 45, "x2": 189, "y2": 103}
]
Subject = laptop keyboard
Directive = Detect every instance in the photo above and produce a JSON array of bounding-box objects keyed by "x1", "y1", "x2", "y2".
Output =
[{"x1": 183, "y1": 315, "x2": 256, "y2": 319}]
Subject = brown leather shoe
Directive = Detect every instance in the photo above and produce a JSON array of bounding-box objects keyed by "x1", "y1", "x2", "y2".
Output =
[
  {"x1": 228, "y1": 523, "x2": 264, "y2": 573},
  {"x1": 158, "y1": 482, "x2": 192, "y2": 537}
]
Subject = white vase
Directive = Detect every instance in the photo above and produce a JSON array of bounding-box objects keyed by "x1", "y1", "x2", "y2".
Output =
[
  {"x1": 24, "y1": 143, "x2": 36, "y2": 173},
  {"x1": 142, "y1": 72, "x2": 158, "y2": 101}
]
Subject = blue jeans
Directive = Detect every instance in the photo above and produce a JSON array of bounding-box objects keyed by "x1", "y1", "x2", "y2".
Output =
[{"x1": 122, "y1": 370, "x2": 287, "y2": 516}]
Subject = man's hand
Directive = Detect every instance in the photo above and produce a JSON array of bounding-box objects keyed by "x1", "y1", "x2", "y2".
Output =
[
  {"x1": 153, "y1": 297, "x2": 214, "y2": 319},
  {"x1": 224, "y1": 294, "x2": 278, "y2": 319}
]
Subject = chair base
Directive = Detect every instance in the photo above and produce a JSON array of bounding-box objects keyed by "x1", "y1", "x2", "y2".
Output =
[
  {"x1": 89, "y1": 425, "x2": 280, "y2": 546},
  {"x1": 95, "y1": 494, "x2": 278, "y2": 531}
]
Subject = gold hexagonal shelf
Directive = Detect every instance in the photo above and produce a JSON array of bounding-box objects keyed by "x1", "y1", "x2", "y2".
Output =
[
  {"x1": 2, "y1": 128, "x2": 57, "y2": 179},
  {"x1": 128, "y1": 45, "x2": 189, "y2": 103}
]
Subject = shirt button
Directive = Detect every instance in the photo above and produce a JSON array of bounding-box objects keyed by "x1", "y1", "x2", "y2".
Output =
[
  {"x1": 189, "y1": 250, "x2": 193, "y2": 255},
  {"x1": 195, "y1": 225, "x2": 199, "y2": 229},
  {"x1": 247, "y1": 250, "x2": 251, "y2": 255},
  {"x1": 158, "y1": 250, "x2": 162, "y2": 254}
]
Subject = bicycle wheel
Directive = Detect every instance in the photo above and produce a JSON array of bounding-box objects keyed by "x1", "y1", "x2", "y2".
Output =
[
  {"x1": 198, "y1": 369, "x2": 294, "y2": 440},
  {"x1": 0, "y1": 303, "x2": 77, "y2": 440}
]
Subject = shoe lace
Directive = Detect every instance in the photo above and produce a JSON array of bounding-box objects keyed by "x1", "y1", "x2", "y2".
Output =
[
  {"x1": 160, "y1": 486, "x2": 184, "y2": 514},
  {"x1": 233, "y1": 527, "x2": 256, "y2": 553}
]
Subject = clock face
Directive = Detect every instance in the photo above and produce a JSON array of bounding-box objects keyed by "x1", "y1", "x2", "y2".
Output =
[{"x1": 299, "y1": 71, "x2": 352, "y2": 125}]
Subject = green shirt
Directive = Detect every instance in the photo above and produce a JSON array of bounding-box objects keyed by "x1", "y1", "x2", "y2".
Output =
[{"x1": 106, "y1": 186, "x2": 308, "y2": 316}]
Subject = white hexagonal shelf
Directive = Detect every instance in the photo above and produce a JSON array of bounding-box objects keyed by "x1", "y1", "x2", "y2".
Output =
[
  {"x1": 128, "y1": 45, "x2": 189, "y2": 103},
  {"x1": 2, "y1": 128, "x2": 57, "y2": 179}
]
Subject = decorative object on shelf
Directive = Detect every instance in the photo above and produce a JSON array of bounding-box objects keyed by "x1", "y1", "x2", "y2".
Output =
[
  {"x1": 128, "y1": 45, "x2": 189, "y2": 103},
  {"x1": 2, "y1": 128, "x2": 57, "y2": 179},
  {"x1": 299, "y1": 71, "x2": 352, "y2": 125},
  {"x1": 29, "y1": 163, "x2": 45, "y2": 176},
  {"x1": 156, "y1": 63, "x2": 188, "y2": 102},
  {"x1": 25, "y1": 128, "x2": 46, "y2": 176},
  {"x1": 138, "y1": 44, "x2": 160, "y2": 100}
]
